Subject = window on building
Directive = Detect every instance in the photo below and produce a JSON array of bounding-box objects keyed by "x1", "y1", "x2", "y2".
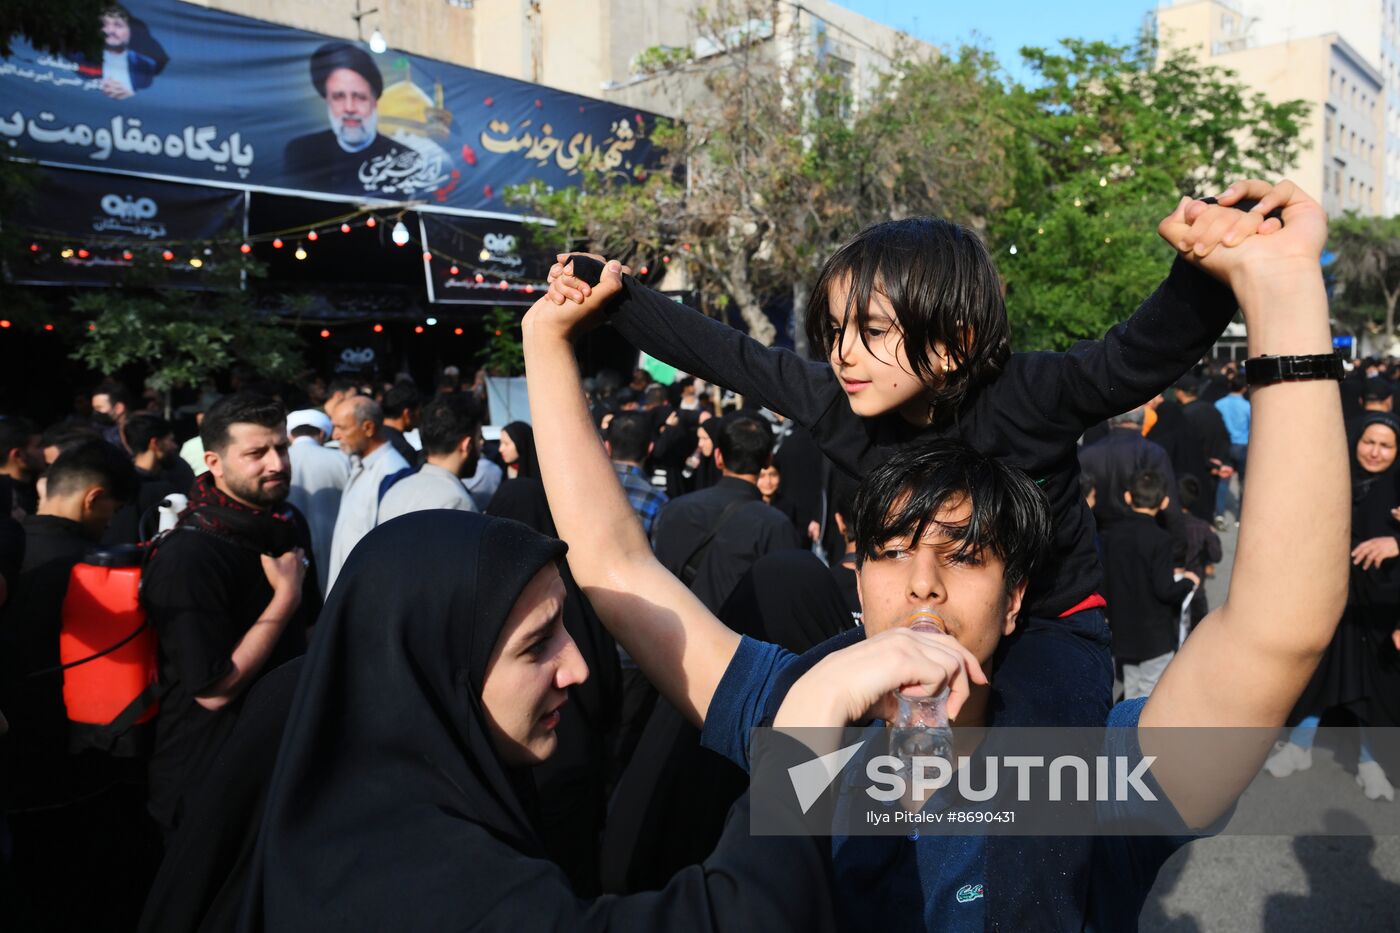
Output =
[{"x1": 1326, "y1": 112, "x2": 1334, "y2": 146}]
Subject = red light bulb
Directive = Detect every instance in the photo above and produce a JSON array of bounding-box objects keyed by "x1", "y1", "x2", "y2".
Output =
[
  {"x1": 272, "y1": 238, "x2": 284, "y2": 249},
  {"x1": 341, "y1": 223, "x2": 352, "y2": 234},
  {"x1": 240, "y1": 243, "x2": 252, "y2": 254},
  {"x1": 162, "y1": 250, "x2": 174, "y2": 261},
  {"x1": 320, "y1": 329, "x2": 331, "y2": 338},
  {"x1": 307, "y1": 230, "x2": 319, "y2": 241}
]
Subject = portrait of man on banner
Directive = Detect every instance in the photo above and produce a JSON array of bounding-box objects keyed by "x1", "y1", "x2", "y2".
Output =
[
  {"x1": 283, "y1": 42, "x2": 447, "y2": 199},
  {"x1": 73, "y1": 3, "x2": 170, "y2": 100}
]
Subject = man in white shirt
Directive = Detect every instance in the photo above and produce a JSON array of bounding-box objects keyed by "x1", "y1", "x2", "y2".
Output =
[
  {"x1": 463, "y1": 455, "x2": 503, "y2": 511},
  {"x1": 286, "y1": 409, "x2": 351, "y2": 595},
  {"x1": 378, "y1": 394, "x2": 482, "y2": 523},
  {"x1": 325, "y1": 396, "x2": 409, "y2": 591}
]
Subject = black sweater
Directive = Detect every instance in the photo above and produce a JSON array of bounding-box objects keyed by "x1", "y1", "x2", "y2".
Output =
[{"x1": 570, "y1": 255, "x2": 1236, "y2": 618}]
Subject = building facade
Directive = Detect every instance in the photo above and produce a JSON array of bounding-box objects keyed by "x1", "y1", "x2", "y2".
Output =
[
  {"x1": 1156, "y1": 0, "x2": 1392, "y2": 217},
  {"x1": 185, "y1": 0, "x2": 925, "y2": 120}
]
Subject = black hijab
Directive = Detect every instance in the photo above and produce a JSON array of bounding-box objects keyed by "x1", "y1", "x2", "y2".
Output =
[
  {"x1": 719, "y1": 551, "x2": 855, "y2": 653},
  {"x1": 241, "y1": 510, "x2": 565, "y2": 929},
  {"x1": 1351, "y1": 413, "x2": 1400, "y2": 526},
  {"x1": 501, "y1": 421, "x2": 540, "y2": 479},
  {"x1": 601, "y1": 553, "x2": 852, "y2": 893},
  {"x1": 242, "y1": 512, "x2": 836, "y2": 931},
  {"x1": 486, "y1": 475, "x2": 555, "y2": 536}
]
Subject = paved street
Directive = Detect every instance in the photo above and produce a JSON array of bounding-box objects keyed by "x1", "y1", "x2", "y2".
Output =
[{"x1": 1140, "y1": 505, "x2": 1400, "y2": 932}]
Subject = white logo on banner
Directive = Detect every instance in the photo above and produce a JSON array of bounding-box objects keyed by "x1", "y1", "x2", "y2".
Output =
[{"x1": 100, "y1": 194, "x2": 158, "y2": 220}]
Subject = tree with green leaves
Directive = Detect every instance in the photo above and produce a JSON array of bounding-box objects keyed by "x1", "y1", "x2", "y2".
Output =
[
  {"x1": 69, "y1": 258, "x2": 305, "y2": 416},
  {"x1": 479, "y1": 305, "x2": 524, "y2": 376},
  {"x1": 1328, "y1": 213, "x2": 1400, "y2": 352},
  {"x1": 989, "y1": 37, "x2": 1310, "y2": 349},
  {"x1": 509, "y1": 1, "x2": 1010, "y2": 347}
]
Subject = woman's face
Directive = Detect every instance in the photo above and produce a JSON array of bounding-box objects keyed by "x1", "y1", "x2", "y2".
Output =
[
  {"x1": 498, "y1": 429, "x2": 519, "y2": 466},
  {"x1": 757, "y1": 465, "x2": 781, "y2": 499},
  {"x1": 481, "y1": 564, "x2": 588, "y2": 767},
  {"x1": 697, "y1": 427, "x2": 715, "y2": 458},
  {"x1": 1357, "y1": 424, "x2": 1398, "y2": 474}
]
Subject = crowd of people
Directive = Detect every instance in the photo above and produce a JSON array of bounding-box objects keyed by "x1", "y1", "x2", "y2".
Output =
[{"x1": 0, "y1": 178, "x2": 1388, "y2": 931}]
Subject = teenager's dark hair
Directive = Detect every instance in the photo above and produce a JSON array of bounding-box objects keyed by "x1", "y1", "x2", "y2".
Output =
[
  {"x1": 806, "y1": 218, "x2": 1011, "y2": 418},
  {"x1": 643, "y1": 384, "x2": 669, "y2": 407},
  {"x1": 201, "y1": 393, "x2": 287, "y2": 453},
  {"x1": 384, "y1": 382, "x2": 422, "y2": 419},
  {"x1": 46, "y1": 440, "x2": 138, "y2": 504},
  {"x1": 327, "y1": 376, "x2": 360, "y2": 397},
  {"x1": 714, "y1": 414, "x2": 774, "y2": 476},
  {"x1": 852, "y1": 439, "x2": 1049, "y2": 591},
  {"x1": 122, "y1": 413, "x2": 172, "y2": 455},
  {"x1": 0, "y1": 416, "x2": 37, "y2": 462},
  {"x1": 606, "y1": 412, "x2": 653, "y2": 464},
  {"x1": 419, "y1": 393, "x2": 482, "y2": 456},
  {"x1": 1127, "y1": 470, "x2": 1169, "y2": 509}
]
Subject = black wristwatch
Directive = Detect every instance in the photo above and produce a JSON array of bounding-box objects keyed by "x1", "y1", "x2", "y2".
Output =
[{"x1": 1243, "y1": 354, "x2": 1344, "y2": 386}]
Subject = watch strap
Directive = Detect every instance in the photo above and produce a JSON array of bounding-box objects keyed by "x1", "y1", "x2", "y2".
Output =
[{"x1": 1243, "y1": 354, "x2": 1344, "y2": 386}]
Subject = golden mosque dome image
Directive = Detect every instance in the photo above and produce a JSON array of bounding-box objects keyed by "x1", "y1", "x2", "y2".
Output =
[{"x1": 378, "y1": 61, "x2": 453, "y2": 140}]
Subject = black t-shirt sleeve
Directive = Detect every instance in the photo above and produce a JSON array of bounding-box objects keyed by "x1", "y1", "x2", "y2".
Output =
[
  {"x1": 999, "y1": 258, "x2": 1237, "y2": 436},
  {"x1": 143, "y1": 539, "x2": 238, "y2": 694},
  {"x1": 569, "y1": 255, "x2": 875, "y2": 478}
]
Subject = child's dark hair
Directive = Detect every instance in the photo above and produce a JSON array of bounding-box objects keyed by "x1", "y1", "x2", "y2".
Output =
[
  {"x1": 1127, "y1": 471, "x2": 1169, "y2": 509},
  {"x1": 852, "y1": 439, "x2": 1050, "y2": 592},
  {"x1": 806, "y1": 218, "x2": 1011, "y2": 416}
]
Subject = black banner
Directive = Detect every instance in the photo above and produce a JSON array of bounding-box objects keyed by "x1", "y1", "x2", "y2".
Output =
[{"x1": 7, "y1": 166, "x2": 245, "y2": 286}]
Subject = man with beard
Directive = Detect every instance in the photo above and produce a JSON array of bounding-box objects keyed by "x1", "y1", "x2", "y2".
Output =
[
  {"x1": 101, "y1": 413, "x2": 183, "y2": 546},
  {"x1": 140, "y1": 394, "x2": 320, "y2": 837},
  {"x1": 283, "y1": 42, "x2": 421, "y2": 196},
  {"x1": 0, "y1": 415, "x2": 45, "y2": 517},
  {"x1": 75, "y1": 4, "x2": 168, "y2": 100}
]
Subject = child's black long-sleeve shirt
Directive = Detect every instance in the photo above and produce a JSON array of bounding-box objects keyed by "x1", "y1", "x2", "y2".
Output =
[{"x1": 569, "y1": 255, "x2": 1236, "y2": 619}]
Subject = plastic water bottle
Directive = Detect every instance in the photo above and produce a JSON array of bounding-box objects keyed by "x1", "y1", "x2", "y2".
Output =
[{"x1": 890, "y1": 610, "x2": 954, "y2": 775}]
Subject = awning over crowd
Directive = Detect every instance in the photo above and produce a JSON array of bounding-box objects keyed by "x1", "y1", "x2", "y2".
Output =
[{"x1": 0, "y1": 0, "x2": 662, "y2": 310}]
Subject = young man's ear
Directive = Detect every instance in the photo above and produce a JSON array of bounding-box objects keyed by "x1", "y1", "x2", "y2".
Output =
[
  {"x1": 1002, "y1": 581, "x2": 1027, "y2": 637},
  {"x1": 713, "y1": 448, "x2": 727, "y2": 472},
  {"x1": 833, "y1": 511, "x2": 848, "y2": 538},
  {"x1": 1159, "y1": 496, "x2": 1171, "y2": 510},
  {"x1": 1122, "y1": 490, "x2": 1134, "y2": 507},
  {"x1": 80, "y1": 485, "x2": 106, "y2": 515},
  {"x1": 603, "y1": 440, "x2": 614, "y2": 459}
]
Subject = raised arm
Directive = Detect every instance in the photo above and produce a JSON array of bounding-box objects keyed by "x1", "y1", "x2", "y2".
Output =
[
  {"x1": 553, "y1": 255, "x2": 874, "y2": 477},
  {"x1": 1140, "y1": 181, "x2": 1349, "y2": 822},
  {"x1": 523, "y1": 266, "x2": 741, "y2": 726},
  {"x1": 1013, "y1": 190, "x2": 1272, "y2": 431}
]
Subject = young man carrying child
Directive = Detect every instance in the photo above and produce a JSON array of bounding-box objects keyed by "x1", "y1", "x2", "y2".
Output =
[{"x1": 525, "y1": 178, "x2": 1346, "y2": 930}]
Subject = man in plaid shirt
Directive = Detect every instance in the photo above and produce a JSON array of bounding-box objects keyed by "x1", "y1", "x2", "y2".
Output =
[{"x1": 607, "y1": 412, "x2": 668, "y2": 537}]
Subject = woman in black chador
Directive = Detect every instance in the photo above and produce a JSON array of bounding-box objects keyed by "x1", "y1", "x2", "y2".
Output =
[
  {"x1": 238, "y1": 510, "x2": 835, "y2": 930},
  {"x1": 1265, "y1": 412, "x2": 1400, "y2": 800}
]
